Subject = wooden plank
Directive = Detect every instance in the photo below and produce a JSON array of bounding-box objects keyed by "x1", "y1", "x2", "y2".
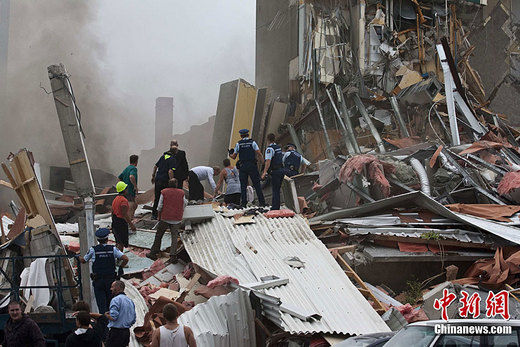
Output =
[
  {"x1": 24, "y1": 295, "x2": 35, "y2": 313},
  {"x1": 0, "y1": 179, "x2": 13, "y2": 189},
  {"x1": 336, "y1": 255, "x2": 386, "y2": 313},
  {"x1": 15, "y1": 153, "x2": 53, "y2": 224},
  {"x1": 176, "y1": 273, "x2": 201, "y2": 303},
  {"x1": 7, "y1": 150, "x2": 77, "y2": 300},
  {"x1": 2, "y1": 162, "x2": 30, "y2": 212},
  {"x1": 149, "y1": 288, "x2": 180, "y2": 300},
  {"x1": 505, "y1": 284, "x2": 520, "y2": 304},
  {"x1": 328, "y1": 245, "x2": 356, "y2": 254},
  {"x1": 12, "y1": 155, "x2": 38, "y2": 217}
]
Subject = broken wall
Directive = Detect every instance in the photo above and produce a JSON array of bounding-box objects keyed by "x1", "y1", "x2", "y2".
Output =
[
  {"x1": 255, "y1": 0, "x2": 298, "y2": 100},
  {"x1": 466, "y1": 0, "x2": 520, "y2": 124},
  {"x1": 209, "y1": 79, "x2": 263, "y2": 167}
]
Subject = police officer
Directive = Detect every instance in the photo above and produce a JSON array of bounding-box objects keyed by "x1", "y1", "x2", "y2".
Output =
[
  {"x1": 80, "y1": 228, "x2": 129, "y2": 314},
  {"x1": 261, "y1": 133, "x2": 285, "y2": 210},
  {"x1": 283, "y1": 143, "x2": 310, "y2": 177},
  {"x1": 229, "y1": 128, "x2": 266, "y2": 207}
]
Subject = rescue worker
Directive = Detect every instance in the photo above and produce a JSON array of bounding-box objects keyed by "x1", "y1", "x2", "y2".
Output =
[
  {"x1": 187, "y1": 166, "x2": 220, "y2": 201},
  {"x1": 151, "y1": 143, "x2": 177, "y2": 219},
  {"x1": 112, "y1": 182, "x2": 136, "y2": 252},
  {"x1": 147, "y1": 178, "x2": 187, "y2": 263},
  {"x1": 170, "y1": 140, "x2": 189, "y2": 189},
  {"x1": 261, "y1": 133, "x2": 285, "y2": 210},
  {"x1": 229, "y1": 129, "x2": 266, "y2": 207},
  {"x1": 283, "y1": 143, "x2": 310, "y2": 177},
  {"x1": 118, "y1": 154, "x2": 139, "y2": 219},
  {"x1": 80, "y1": 228, "x2": 129, "y2": 315}
]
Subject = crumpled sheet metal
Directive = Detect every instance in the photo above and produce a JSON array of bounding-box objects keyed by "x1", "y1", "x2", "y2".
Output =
[
  {"x1": 454, "y1": 248, "x2": 520, "y2": 289},
  {"x1": 124, "y1": 279, "x2": 148, "y2": 347},
  {"x1": 312, "y1": 191, "x2": 520, "y2": 245},
  {"x1": 178, "y1": 289, "x2": 256, "y2": 347},
  {"x1": 446, "y1": 203, "x2": 520, "y2": 222},
  {"x1": 182, "y1": 213, "x2": 390, "y2": 335}
]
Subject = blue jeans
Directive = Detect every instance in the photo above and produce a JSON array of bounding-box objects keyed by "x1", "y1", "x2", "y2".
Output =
[
  {"x1": 93, "y1": 276, "x2": 114, "y2": 314},
  {"x1": 239, "y1": 161, "x2": 265, "y2": 206},
  {"x1": 270, "y1": 169, "x2": 285, "y2": 210}
]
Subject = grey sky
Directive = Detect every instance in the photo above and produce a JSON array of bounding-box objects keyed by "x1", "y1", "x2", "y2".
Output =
[
  {"x1": 94, "y1": 0, "x2": 256, "y2": 139},
  {"x1": 0, "y1": 0, "x2": 255, "y2": 176}
]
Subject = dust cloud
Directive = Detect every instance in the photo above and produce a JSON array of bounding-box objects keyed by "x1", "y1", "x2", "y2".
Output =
[{"x1": 0, "y1": 1, "x2": 146, "y2": 175}]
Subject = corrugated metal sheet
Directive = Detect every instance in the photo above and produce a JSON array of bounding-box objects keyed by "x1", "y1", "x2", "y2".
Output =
[
  {"x1": 182, "y1": 213, "x2": 390, "y2": 335},
  {"x1": 124, "y1": 279, "x2": 148, "y2": 347},
  {"x1": 178, "y1": 288, "x2": 256, "y2": 347}
]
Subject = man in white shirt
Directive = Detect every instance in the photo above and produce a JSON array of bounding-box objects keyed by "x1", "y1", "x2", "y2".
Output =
[{"x1": 187, "y1": 166, "x2": 221, "y2": 201}]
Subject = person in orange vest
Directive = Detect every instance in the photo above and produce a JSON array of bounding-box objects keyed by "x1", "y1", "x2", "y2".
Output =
[
  {"x1": 112, "y1": 182, "x2": 136, "y2": 252},
  {"x1": 146, "y1": 178, "x2": 187, "y2": 263}
]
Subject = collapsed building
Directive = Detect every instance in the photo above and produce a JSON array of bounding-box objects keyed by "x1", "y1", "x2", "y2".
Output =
[{"x1": 3, "y1": 0, "x2": 520, "y2": 346}]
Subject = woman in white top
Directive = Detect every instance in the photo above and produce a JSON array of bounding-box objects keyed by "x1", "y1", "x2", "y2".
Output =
[{"x1": 150, "y1": 304, "x2": 196, "y2": 347}]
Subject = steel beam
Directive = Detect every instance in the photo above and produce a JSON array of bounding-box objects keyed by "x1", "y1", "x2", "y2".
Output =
[{"x1": 353, "y1": 94, "x2": 386, "y2": 153}]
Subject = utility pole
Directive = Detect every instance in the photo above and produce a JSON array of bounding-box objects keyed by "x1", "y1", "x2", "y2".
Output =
[{"x1": 48, "y1": 64, "x2": 96, "y2": 309}]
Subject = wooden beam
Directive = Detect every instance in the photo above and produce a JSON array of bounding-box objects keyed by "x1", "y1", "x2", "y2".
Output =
[
  {"x1": 0, "y1": 180, "x2": 13, "y2": 189},
  {"x1": 24, "y1": 295, "x2": 35, "y2": 313},
  {"x1": 328, "y1": 245, "x2": 356, "y2": 254},
  {"x1": 176, "y1": 273, "x2": 201, "y2": 303},
  {"x1": 336, "y1": 254, "x2": 386, "y2": 314}
]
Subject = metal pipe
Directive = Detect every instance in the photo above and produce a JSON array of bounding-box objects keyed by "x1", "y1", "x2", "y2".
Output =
[
  {"x1": 315, "y1": 99, "x2": 335, "y2": 159},
  {"x1": 335, "y1": 84, "x2": 360, "y2": 153},
  {"x1": 326, "y1": 88, "x2": 356, "y2": 155},
  {"x1": 286, "y1": 124, "x2": 302, "y2": 154},
  {"x1": 409, "y1": 158, "x2": 431, "y2": 196},
  {"x1": 389, "y1": 96, "x2": 410, "y2": 137},
  {"x1": 352, "y1": 93, "x2": 386, "y2": 153},
  {"x1": 438, "y1": 152, "x2": 459, "y2": 174},
  {"x1": 436, "y1": 44, "x2": 460, "y2": 146}
]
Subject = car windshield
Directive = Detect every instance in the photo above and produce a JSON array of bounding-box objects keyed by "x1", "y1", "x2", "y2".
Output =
[{"x1": 385, "y1": 325, "x2": 437, "y2": 347}]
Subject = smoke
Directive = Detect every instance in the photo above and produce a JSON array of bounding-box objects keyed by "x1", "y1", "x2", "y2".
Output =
[
  {"x1": 0, "y1": 1, "x2": 147, "y2": 176},
  {"x1": 0, "y1": 0, "x2": 255, "y2": 203}
]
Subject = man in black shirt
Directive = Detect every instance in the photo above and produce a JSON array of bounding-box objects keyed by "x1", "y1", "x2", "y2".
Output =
[
  {"x1": 66, "y1": 310, "x2": 109, "y2": 347},
  {"x1": 169, "y1": 140, "x2": 189, "y2": 189},
  {"x1": 151, "y1": 142, "x2": 178, "y2": 219}
]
